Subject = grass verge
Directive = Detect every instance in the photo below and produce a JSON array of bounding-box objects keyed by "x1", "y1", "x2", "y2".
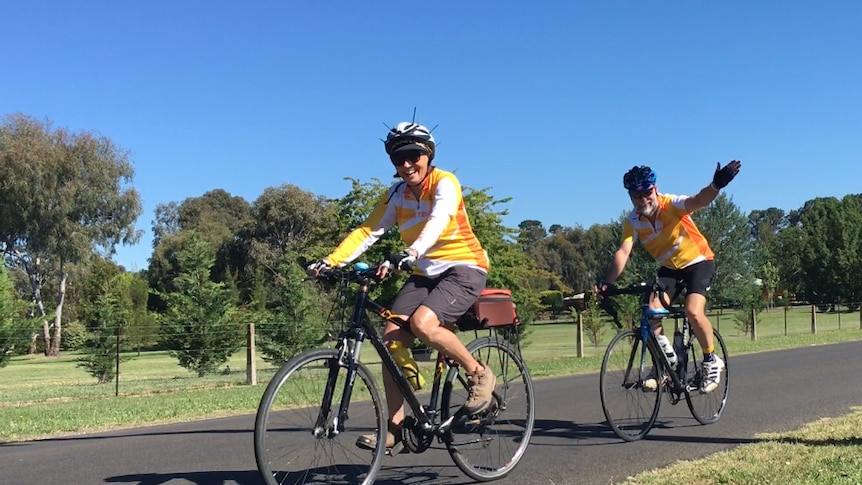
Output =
[{"x1": 622, "y1": 406, "x2": 862, "y2": 484}]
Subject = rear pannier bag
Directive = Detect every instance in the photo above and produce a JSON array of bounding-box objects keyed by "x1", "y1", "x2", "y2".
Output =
[{"x1": 456, "y1": 288, "x2": 520, "y2": 331}]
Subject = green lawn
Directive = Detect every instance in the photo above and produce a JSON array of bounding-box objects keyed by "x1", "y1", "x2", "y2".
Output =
[{"x1": 1, "y1": 305, "x2": 860, "y2": 442}]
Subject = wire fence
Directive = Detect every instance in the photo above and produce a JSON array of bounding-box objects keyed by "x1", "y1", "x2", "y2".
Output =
[{"x1": 4, "y1": 303, "x2": 861, "y2": 405}]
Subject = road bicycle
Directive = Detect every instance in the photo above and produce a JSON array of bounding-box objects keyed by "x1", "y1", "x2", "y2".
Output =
[
  {"x1": 254, "y1": 261, "x2": 535, "y2": 484},
  {"x1": 598, "y1": 282, "x2": 729, "y2": 441}
]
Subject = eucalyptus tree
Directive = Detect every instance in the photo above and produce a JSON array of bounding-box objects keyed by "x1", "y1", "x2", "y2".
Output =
[{"x1": 0, "y1": 114, "x2": 141, "y2": 356}]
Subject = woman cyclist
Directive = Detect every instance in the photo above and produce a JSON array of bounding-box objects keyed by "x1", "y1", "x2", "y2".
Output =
[{"x1": 307, "y1": 121, "x2": 493, "y2": 449}]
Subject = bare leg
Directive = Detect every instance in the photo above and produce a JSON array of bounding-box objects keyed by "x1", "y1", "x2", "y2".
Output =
[
  {"x1": 380, "y1": 322, "x2": 414, "y2": 427},
  {"x1": 408, "y1": 305, "x2": 482, "y2": 374},
  {"x1": 684, "y1": 293, "x2": 714, "y2": 353}
]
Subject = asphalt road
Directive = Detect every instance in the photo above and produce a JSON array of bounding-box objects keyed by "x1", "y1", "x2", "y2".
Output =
[{"x1": 3, "y1": 340, "x2": 862, "y2": 485}]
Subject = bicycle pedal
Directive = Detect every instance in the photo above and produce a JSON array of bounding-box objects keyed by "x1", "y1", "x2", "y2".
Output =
[{"x1": 386, "y1": 442, "x2": 405, "y2": 456}]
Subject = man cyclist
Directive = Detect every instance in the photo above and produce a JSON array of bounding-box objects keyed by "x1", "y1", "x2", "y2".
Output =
[
  {"x1": 597, "y1": 161, "x2": 741, "y2": 393},
  {"x1": 307, "y1": 121, "x2": 493, "y2": 450}
]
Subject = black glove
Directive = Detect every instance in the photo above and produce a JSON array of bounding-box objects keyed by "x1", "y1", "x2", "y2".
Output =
[
  {"x1": 712, "y1": 160, "x2": 741, "y2": 189},
  {"x1": 596, "y1": 281, "x2": 615, "y2": 300},
  {"x1": 387, "y1": 251, "x2": 417, "y2": 272}
]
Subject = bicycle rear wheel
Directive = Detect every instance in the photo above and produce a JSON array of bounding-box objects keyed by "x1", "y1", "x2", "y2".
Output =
[
  {"x1": 254, "y1": 348, "x2": 386, "y2": 485},
  {"x1": 600, "y1": 329, "x2": 662, "y2": 441},
  {"x1": 441, "y1": 336, "x2": 535, "y2": 481},
  {"x1": 685, "y1": 329, "x2": 729, "y2": 424}
]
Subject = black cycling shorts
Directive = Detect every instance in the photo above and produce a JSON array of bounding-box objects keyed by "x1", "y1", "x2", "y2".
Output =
[{"x1": 657, "y1": 259, "x2": 715, "y2": 300}]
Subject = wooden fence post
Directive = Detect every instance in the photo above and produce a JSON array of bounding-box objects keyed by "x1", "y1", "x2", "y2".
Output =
[
  {"x1": 576, "y1": 312, "x2": 584, "y2": 358},
  {"x1": 247, "y1": 322, "x2": 257, "y2": 385},
  {"x1": 810, "y1": 304, "x2": 817, "y2": 335}
]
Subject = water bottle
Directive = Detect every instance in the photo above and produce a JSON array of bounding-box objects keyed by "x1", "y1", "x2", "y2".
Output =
[
  {"x1": 388, "y1": 341, "x2": 426, "y2": 390},
  {"x1": 656, "y1": 334, "x2": 677, "y2": 367}
]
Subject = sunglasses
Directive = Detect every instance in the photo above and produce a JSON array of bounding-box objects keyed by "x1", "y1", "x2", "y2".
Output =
[
  {"x1": 628, "y1": 187, "x2": 654, "y2": 199},
  {"x1": 390, "y1": 150, "x2": 425, "y2": 166}
]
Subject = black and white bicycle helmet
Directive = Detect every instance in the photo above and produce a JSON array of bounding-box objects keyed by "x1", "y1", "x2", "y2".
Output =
[{"x1": 384, "y1": 122, "x2": 436, "y2": 161}]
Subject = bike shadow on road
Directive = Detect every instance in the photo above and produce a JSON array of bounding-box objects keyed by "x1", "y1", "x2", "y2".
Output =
[
  {"x1": 104, "y1": 465, "x2": 479, "y2": 485},
  {"x1": 529, "y1": 418, "x2": 763, "y2": 447},
  {"x1": 105, "y1": 470, "x2": 264, "y2": 485}
]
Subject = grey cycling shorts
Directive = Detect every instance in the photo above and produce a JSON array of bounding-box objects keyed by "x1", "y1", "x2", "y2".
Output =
[{"x1": 391, "y1": 266, "x2": 487, "y2": 327}]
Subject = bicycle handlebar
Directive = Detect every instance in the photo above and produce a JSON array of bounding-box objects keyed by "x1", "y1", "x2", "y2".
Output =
[
  {"x1": 598, "y1": 281, "x2": 684, "y2": 329},
  {"x1": 307, "y1": 261, "x2": 389, "y2": 287}
]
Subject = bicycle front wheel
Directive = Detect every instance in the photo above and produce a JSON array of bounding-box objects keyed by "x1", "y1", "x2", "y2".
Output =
[
  {"x1": 600, "y1": 329, "x2": 662, "y2": 441},
  {"x1": 685, "y1": 329, "x2": 729, "y2": 424},
  {"x1": 441, "y1": 336, "x2": 535, "y2": 481},
  {"x1": 254, "y1": 348, "x2": 386, "y2": 485}
]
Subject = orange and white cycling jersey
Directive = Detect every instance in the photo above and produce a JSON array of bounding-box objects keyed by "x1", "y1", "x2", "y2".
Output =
[
  {"x1": 622, "y1": 193, "x2": 714, "y2": 270},
  {"x1": 326, "y1": 168, "x2": 489, "y2": 277}
]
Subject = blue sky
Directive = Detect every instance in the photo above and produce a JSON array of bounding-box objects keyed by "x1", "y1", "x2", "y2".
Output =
[{"x1": 4, "y1": 1, "x2": 861, "y2": 271}]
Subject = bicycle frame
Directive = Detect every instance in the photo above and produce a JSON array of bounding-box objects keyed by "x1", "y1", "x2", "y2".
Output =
[
  {"x1": 318, "y1": 270, "x2": 460, "y2": 441},
  {"x1": 607, "y1": 283, "x2": 692, "y2": 398}
]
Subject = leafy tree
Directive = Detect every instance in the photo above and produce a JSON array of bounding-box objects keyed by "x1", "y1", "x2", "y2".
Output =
[
  {"x1": 602, "y1": 213, "x2": 657, "y2": 286},
  {"x1": 149, "y1": 190, "x2": 252, "y2": 309},
  {"x1": 121, "y1": 274, "x2": 159, "y2": 354},
  {"x1": 693, "y1": 194, "x2": 754, "y2": 306},
  {"x1": 759, "y1": 261, "x2": 780, "y2": 309},
  {"x1": 539, "y1": 290, "x2": 564, "y2": 314},
  {"x1": 0, "y1": 113, "x2": 142, "y2": 356},
  {"x1": 576, "y1": 302, "x2": 607, "y2": 348},
  {"x1": 77, "y1": 271, "x2": 153, "y2": 381},
  {"x1": 255, "y1": 259, "x2": 330, "y2": 363},
  {"x1": 330, "y1": 178, "x2": 405, "y2": 306},
  {"x1": 733, "y1": 282, "x2": 767, "y2": 336},
  {"x1": 0, "y1": 265, "x2": 31, "y2": 366},
  {"x1": 77, "y1": 291, "x2": 126, "y2": 384},
  {"x1": 463, "y1": 186, "x2": 542, "y2": 325},
  {"x1": 157, "y1": 236, "x2": 243, "y2": 376},
  {"x1": 774, "y1": 225, "x2": 806, "y2": 300},
  {"x1": 517, "y1": 220, "x2": 547, "y2": 248},
  {"x1": 796, "y1": 196, "x2": 862, "y2": 304}
]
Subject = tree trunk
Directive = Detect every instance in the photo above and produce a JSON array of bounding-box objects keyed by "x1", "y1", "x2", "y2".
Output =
[
  {"x1": 48, "y1": 272, "x2": 67, "y2": 357},
  {"x1": 41, "y1": 320, "x2": 51, "y2": 356}
]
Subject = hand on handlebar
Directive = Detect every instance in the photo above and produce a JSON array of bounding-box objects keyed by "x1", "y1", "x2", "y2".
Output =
[
  {"x1": 386, "y1": 250, "x2": 417, "y2": 272},
  {"x1": 594, "y1": 281, "x2": 615, "y2": 301},
  {"x1": 306, "y1": 259, "x2": 331, "y2": 277}
]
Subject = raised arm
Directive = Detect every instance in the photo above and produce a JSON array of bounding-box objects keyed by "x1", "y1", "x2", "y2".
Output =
[{"x1": 684, "y1": 160, "x2": 742, "y2": 213}]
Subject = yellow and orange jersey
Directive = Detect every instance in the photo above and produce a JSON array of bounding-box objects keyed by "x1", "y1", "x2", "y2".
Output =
[
  {"x1": 622, "y1": 193, "x2": 714, "y2": 270},
  {"x1": 326, "y1": 168, "x2": 489, "y2": 276}
]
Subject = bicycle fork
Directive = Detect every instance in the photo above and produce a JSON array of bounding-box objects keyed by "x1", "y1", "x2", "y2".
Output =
[{"x1": 313, "y1": 338, "x2": 361, "y2": 439}]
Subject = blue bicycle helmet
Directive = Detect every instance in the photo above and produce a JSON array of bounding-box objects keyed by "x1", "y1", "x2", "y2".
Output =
[{"x1": 623, "y1": 165, "x2": 656, "y2": 192}]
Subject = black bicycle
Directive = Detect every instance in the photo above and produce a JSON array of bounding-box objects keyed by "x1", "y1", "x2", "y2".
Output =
[
  {"x1": 599, "y1": 282, "x2": 729, "y2": 441},
  {"x1": 254, "y1": 262, "x2": 535, "y2": 484}
]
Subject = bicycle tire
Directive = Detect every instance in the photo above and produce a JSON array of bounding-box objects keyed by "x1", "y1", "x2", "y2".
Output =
[
  {"x1": 254, "y1": 348, "x2": 386, "y2": 485},
  {"x1": 440, "y1": 336, "x2": 535, "y2": 481},
  {"x1": 600, "y1": 329, "x2": 662, "y2": 441},
  {"x1": 685, "y1": 329, "x2": 729, "y2": 425}
]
